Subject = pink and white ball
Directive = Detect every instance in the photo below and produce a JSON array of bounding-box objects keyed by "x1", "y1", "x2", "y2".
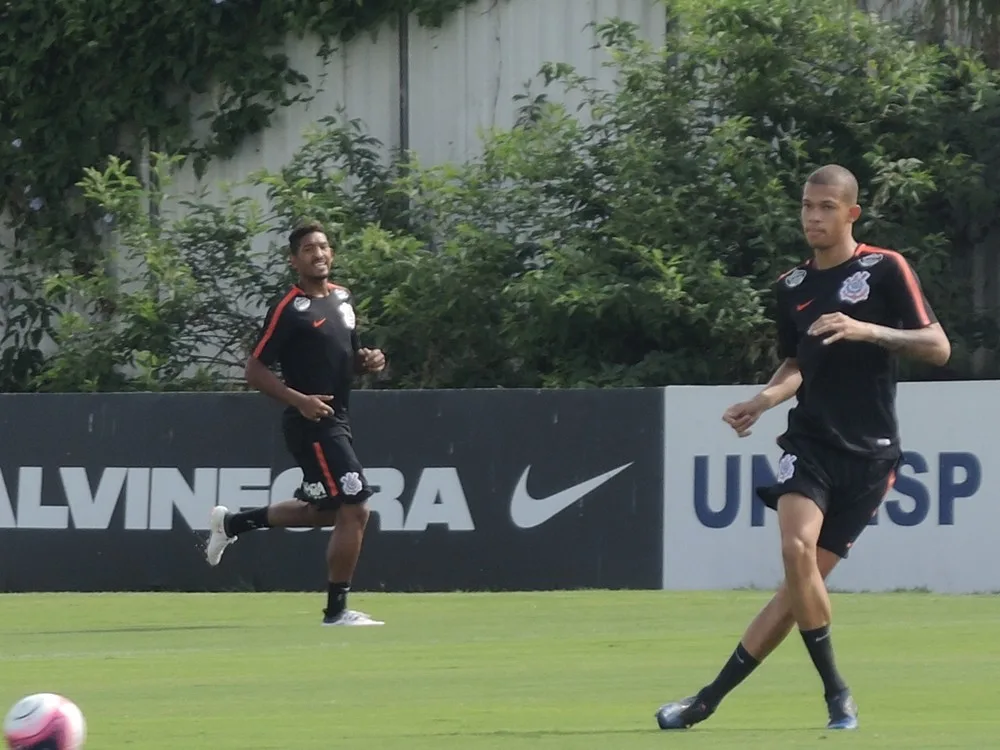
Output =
[{"x1": 3, "y1": 694, "x2": 86, "y2": 750}]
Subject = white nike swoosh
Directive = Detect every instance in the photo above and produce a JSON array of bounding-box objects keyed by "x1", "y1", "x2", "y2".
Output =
[{"x1": 509, "y1": 462, "x2": 634, "y2": 529}]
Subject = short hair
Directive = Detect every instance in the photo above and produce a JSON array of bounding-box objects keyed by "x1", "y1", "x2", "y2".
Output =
[
  {"x1": 288, "y1": 221, "x2": 326, "y2": 254},
  {"x1": 805, "y1": 164, "x2": 859, "y2": 205}
]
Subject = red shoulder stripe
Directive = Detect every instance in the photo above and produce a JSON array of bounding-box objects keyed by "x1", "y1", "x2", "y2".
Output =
[
  {"x1": 252, "y1": 287, "x2": 299, "y2": 359},
  {"x1": 866, "y1": 248, "x2": 931, "y2": 327}
]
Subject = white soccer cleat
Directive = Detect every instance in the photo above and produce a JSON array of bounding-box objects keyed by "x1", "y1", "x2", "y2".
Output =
[
  {"x1": 322, "y1": 609, "x2": 385, "y2": 627},
  {"x1": 205, "y1": 505, "x2": 236, "y2": 566}
]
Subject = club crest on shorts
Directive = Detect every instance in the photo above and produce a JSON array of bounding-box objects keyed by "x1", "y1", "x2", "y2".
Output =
[
  {"x1": 302, "y1": 481, "x2": 326, "y2": 499},
  {"x1": 340, "y1": 472, "x2": 363, "y2": 496},
  {"x1": 777, "y1": 453, "x2": 797, "y2": 483},
  {"x1": 858, "y1": 253, "x2": 883, "y2": 268},
  {"x1": 784, "y1": 269, "x2": 806, "y2": 288},
  {"x1": 293, "y1": 297, "x2": 311, "y2": 312},
  {"x1": 838, "y1": 271, "x2": 871, "y2": 304},
  {"x1": 339, "y1": 303, "x2": 356, "y2": 330}
]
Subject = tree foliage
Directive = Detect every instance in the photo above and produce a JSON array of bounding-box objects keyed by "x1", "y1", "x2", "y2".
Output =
[
  {"x1": 908, "y1": 0, "x2": 1000, "y2": 66},
  {"x1": 0, "y1": 0, "x2": 475, "y2": 269},
  {"x1": 3, "y1": 0, "x2": 999, "y2": 391}
]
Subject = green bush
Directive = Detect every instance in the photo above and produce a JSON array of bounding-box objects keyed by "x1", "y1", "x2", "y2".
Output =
[
  {"x1": 3, "y1": 0, "x2": 999, "y2": 391},
  {"x1": 0, "y1": 0, "x2": 476, "y2": 390}
]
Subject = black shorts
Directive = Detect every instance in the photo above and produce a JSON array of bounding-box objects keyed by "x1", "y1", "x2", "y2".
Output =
[
  {"x1": 756, "y1": 433, "x2": 898, "y2": 559},
  {"x1": 282, "y1": 415, "x2": 372, "y2": 511}
]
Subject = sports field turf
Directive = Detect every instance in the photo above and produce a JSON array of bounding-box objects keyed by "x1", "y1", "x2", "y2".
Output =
[{"x1": 1, "y1": 590, "x2": 996, "y2": 748}]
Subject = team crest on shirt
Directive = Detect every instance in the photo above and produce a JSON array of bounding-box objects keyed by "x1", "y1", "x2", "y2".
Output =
[
  {"x1": 776, "y1": 453, "x2": 797, "y2": 483},
  {"x1": 858, "y1": 253, "x2": 883, "y2": 268},
  {"x1": 838, "y1": 271, "x2": 871, "y2": 304},
  {"x1": 334, "y1": 288, "x2": 350, "y2": 301},
  {"x1": 293, "y1": 297, "x2": 311, "y2": 311},
  {"x1": 784, "y1": 269, "x2": 806, "y2": 288},
  {"x1": 339, "y1": 302, "x2": 356, "y2": 330}
]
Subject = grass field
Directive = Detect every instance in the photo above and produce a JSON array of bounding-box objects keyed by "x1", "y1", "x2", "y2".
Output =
[{"x1": 1, "y1": 590, "x2": 997, "y2": 749}]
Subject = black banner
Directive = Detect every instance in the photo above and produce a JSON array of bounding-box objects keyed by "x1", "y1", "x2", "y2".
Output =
[{"x1": 0, "y1": 389, "x2": 663, "y2": 593}]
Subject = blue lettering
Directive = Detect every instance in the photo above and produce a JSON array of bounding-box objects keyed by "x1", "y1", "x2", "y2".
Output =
[
  {"x1": 692, "y1": 451, "x2": 981, "y2": 528},
  {"x1": 693, "y1": 455, "x2": 740, "y2": 528},
  {"x1": 884, "y1": 451, "x2": 930, "y2": 526},
  {"x1": 938, "y1": 452, "x2": 980, "y2": 525},
  {"x1": 750, "y1": 455, "x2": 776, "y2": 527}
]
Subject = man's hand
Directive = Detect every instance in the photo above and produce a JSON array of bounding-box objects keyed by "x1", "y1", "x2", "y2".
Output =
[
  {"x1": 723, "y1": 397, "x2": 767, "y2": 438},
  {"x1": 296, "y1": 394, "x2": 334, "y2": 422},
  {"x1": 356, "y1": 348, "x2": 386, "y2": 373},
  {"x1": 808, "y1": 312, "x2": 873, "y2": 346}
]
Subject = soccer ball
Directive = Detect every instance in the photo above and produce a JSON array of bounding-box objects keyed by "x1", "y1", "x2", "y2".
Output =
[{"x1": 3, "y1": 694, "x2": 86, "y2": 750}]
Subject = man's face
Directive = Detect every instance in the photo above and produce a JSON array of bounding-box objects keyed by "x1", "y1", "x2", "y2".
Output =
[
  {"x1": 290, "y1": 231, "x2": 333, "y2": 280},
  {"x1": 800, "y1": 183, "x2": 859, "y2": 250}
]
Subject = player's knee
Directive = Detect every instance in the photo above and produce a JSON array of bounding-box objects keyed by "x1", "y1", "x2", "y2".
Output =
[
  {"x1": 338, "y1": 502, "x2": 370, "y2": 529},
  {"x1": 780, "y1": 534, "x2": 816, "y2": 569}
]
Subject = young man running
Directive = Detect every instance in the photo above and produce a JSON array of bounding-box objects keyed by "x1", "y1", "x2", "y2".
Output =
[
  {"x1": 205, "y1": 221, "x2": 387, "y2": 627},
  {"x1": 656, "y1": 165, "x2": 951, "y2": 730}
]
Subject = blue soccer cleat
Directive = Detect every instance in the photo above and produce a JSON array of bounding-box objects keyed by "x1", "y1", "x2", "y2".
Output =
[
  {"x1": 655, "y1": 696, "x2": 714, "y2": 730},
  {"x1": 825, "y1": 689, "x2": 859, "y2": 730}
]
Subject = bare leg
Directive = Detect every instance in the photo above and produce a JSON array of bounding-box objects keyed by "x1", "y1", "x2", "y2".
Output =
[
  {"x1": 232, "y1": 500, "x2": 372, "y2": 614},
  {"x1": 777, "y1": 493, "x2": 850, "y2": 703},
  {"x1": 777, "y1": 493, "x2": 829, "y2": 630},
  {"x1": 206, "y1": 499, "x2": 335, "y2": 566},
  {"x1": 327, "y1": 503, "x2": 370, "y2": 582},
  {"x1": 214, "y1": 498, "x2": 379, "y2": 624},
  {"x1": 263, "y1": 500, "x2": 371, "y2": 589},
  {"x1": 657, "y1": 497, "x2": 859, "y2": 731},
  {"x1": 266, "y1": 499, "x2": 338, "y2": 528},
  {"x1": 742, "y1": 546, "x2": 841, "y2": 660},
  {"x1": 323, "y1": 503, "x2": 372, "y2": 621},
  {"x1": 691, "y1": 545, "x2": 842, "y2": 714},
  {"x1": 221, "y1": 499, "x2": 335, "y2": 540}
]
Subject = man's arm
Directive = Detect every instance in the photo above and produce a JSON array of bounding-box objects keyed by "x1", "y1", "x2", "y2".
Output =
[
  {"x1": 723, "y1": 358, "x2": 801, "y2": 437},
  {"x1": 247, "y1": 293, "x2": 299, "y2": 405},
  {"x1": 723, "y1": 282, "x2": 803, "y2": 437},
  {"x1": 809, "y1": 254, "x2": 951, "y2": 366},
  {"x1": 810, "y1": 314, "x2": 951, "y2": 367},
  {"x1": 245, "y1": 291, "x2": 333, "y2": 420},
  {"x1": 348, "y1": 301, "x2": 387, "y2": 375},
  {"x1": 753, "y1": 358, "x2": 802, "y2": 410},
  {"x1": 351, "y1": 329, "x2": 370, "y2": 375},
  {"x1": 245, "y1": 356, "x2": 334, "y2": 421},
  {"x1": 763, "y1": 283, "x2": 803, "y2": 408},
  {"x1": 245, "y1": 356, "x2": 306, "y2": 409},
  {"x1": 868, "y1": 252, "x2": 950, "y2": 366},
  {"x1": 866, "y1": 322, "x2": 951, "y2": 366}
]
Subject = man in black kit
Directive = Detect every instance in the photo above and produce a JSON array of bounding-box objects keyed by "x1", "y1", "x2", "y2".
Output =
[
  {"x1": 204, "y1": 221, "x2": 387, "y2": 627},
  {"x1": 655, "y1": 165, "x2": 951, "y2": 731}
]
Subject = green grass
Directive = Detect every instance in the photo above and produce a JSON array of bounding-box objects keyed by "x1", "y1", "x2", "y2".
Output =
[{"x1": 1, "y1": 591, "x2": 997, "y2": 748}]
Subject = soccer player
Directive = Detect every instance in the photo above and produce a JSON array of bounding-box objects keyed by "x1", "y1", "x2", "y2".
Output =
[
  {"x1": 204, "y1": 221, "x2": 387, "y2": 627},
  {"x1": 655, "y1": 165, "x2": 951, "y2": 730}
]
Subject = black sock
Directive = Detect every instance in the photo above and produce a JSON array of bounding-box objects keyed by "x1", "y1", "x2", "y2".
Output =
[
  {"x1": 326, "y1": 581, "x2": 350, "y2": 617},
  {"x1": 697, "y1": 642, "x2": 760, "y2": 709},
  {"x1": 225, "y1": 507, "x2": 270, "y2": 536},
  {"x1": 800, "y1": 625, "x2": 848, "y2": 698}
]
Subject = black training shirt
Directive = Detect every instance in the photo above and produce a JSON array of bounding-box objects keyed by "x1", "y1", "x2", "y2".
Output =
[
  {"x1": 251, "y1": 283, "x2": 361, "y2": 430},
  {"x1": 774, "y1": 244, "x2": 937, "y2": 460}
]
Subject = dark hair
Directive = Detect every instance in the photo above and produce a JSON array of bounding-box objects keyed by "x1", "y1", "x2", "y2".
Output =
[
  {"x1": 805, "y1": 164, "x2": 859, "y2": 204},
  {"x1": 288, "y1": 221, "x2": 326, "y2": 254}
]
